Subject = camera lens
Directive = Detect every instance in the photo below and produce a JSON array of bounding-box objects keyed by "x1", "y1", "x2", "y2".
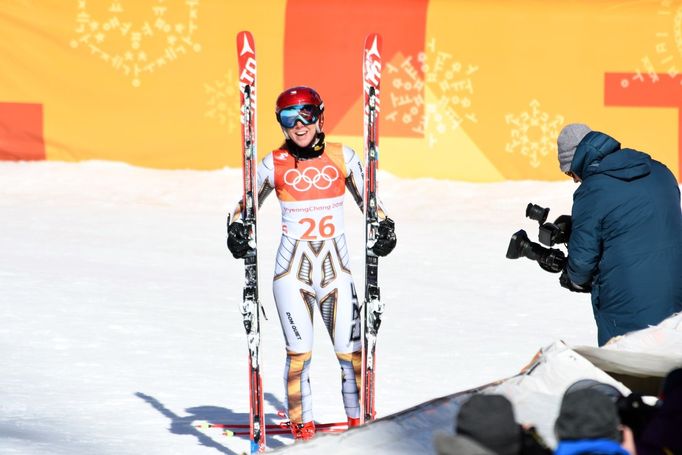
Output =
[
  {"x1": 526, "y1": 203, "x2": 550, "y2": 224},
  {"x1": 506, "y1": 230, "x2": 530, "y2": 259}
]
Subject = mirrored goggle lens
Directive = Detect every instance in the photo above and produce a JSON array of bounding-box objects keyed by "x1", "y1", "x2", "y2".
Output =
[{"x1": 277, "y1": 105, "x2": 319, "y2": 128}]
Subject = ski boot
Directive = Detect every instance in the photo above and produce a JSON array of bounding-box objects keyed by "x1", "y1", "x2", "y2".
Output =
[
  {"x1": 291, "y1": 421, "x2": 316, "y2": 441},
  {"x1": 347, "y1": 417, "x2": 361, "y2": 428}
]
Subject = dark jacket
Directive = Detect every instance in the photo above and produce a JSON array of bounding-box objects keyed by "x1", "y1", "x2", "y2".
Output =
[
  {"x1": 567, "y1": 131, "x2": 682, "y2": 346},
  {"x1": 637, "y1": 386, "x2": 682, "y2": 454}
]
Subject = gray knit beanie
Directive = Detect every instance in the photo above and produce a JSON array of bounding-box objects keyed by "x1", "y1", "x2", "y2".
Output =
[{"x1": 557, "y1": 123, "x2": 592, "y2": 172}]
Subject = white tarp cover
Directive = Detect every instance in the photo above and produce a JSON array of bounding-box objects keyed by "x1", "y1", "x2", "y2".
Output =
[
  {"x1": 573, "y1": 313, "x2": 682, "y2": 377},
  {"x1": 277, "y1": 313, "x2": 682, "y2": 454}
]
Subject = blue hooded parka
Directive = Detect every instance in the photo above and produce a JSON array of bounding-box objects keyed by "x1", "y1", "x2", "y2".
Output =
[{"x1": 567, "y1": 131, "x2": 682, "y2": 345}]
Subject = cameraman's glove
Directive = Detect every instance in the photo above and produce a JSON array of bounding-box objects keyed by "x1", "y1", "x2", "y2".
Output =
[
  {"x1": 372, "y1": 217, "x2": 396, "y2": 257},
  {"x1": 559, "y1": 267, "x2": 591, "y2": 293},
  {"x1": 227, "y1": 220, "x2": 253, "y2": 259}
]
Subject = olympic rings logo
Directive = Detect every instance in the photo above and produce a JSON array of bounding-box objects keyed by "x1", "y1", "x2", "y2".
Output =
[{"x1": 283, "y1": 165, "x2": 339, "y2": 191}]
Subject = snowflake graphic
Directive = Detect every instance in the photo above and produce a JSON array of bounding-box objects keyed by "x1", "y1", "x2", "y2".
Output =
[
  {"x1": 204, "y1": 71, "x2": 239, "y2": 132},
  {"x1": 69, "y1": 0, "x2": 202, "y2": 87},
  {"x1": 622, "y1": 0, "x2": 682, "y2": 88},
  {"x1": 505, "y1": 100, "x2": 564, "y2": 168},
  {"x1": 384, "y1": 37, "x2": 479, "y2": 147}
]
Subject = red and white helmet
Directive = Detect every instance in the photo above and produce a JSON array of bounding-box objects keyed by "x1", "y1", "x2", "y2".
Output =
[{"x1": 275, "y1": 86, "x2": 325, "y2": 132}]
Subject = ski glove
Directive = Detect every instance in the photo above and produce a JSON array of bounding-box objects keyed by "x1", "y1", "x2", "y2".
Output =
[
  {"x1": 372, "y1": 217, "x2": 396, "y2": 257},
  {"x1": 559, "y1": 267, "x2": 591, "y2": 293},
  {"x1": 227, "y1": 221, "x2": 253, "y2": 259}
]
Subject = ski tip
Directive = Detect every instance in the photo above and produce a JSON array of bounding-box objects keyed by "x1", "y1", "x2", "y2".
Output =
[
  {"x1": 364, "y1": 33, "x2": 383, "y2": 52},
  {"x1": 237, "y1": 31, "x2": 255, "y2": 55}
]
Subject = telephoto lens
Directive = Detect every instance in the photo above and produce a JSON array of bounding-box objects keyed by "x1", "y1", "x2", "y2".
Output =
[{"x1": 506, "y1": 229, "x2": 567, "y2": 273}]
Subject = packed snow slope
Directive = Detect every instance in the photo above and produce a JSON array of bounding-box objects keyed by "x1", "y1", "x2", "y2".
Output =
[{"x1": 2, "y1": 160, "x2": 635, "y2": 454}]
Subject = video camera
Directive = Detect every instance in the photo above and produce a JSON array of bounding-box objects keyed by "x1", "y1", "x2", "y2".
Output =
[{"x1": 506, "y1": 203, "x2": 572, "y2": 273}]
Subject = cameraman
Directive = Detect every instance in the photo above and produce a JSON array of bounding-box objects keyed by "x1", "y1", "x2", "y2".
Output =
[{"x1": 556, "y1": 124, "x2": 682, "y2": 346}]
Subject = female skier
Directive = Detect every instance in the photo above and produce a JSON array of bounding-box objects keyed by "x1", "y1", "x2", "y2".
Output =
[{"x1": 227, "y1": 86, "x2": 396, "y2": 440}]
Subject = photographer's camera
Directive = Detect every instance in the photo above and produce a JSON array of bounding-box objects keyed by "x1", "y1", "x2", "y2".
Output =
[{"x1": 506, "y1": 203, "x2": 571, "y2": 274}]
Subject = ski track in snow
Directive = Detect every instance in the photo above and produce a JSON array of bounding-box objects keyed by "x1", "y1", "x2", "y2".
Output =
[{"x1": 0, "y1": 161, "x2": 612, "y2": 454}]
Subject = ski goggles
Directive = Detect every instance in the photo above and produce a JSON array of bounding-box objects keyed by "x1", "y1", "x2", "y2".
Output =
[{"x1": 276, "y1": 104, "x2": 321, "y2": 129}]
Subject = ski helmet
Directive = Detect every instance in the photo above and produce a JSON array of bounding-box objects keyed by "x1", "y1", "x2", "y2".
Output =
[{"x1": 275, "y1": 86, "x2": 325, "y2": 132}]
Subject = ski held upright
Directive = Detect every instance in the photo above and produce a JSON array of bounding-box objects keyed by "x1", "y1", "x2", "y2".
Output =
[
  {"x1": 236, "y1": 30, "x2": 266, "y2": 454},
  {"x1": 361, "y1": 32, "x2": 384, "y2": 424}
]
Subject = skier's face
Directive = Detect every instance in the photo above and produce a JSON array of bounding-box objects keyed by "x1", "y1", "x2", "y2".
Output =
[{"x1": 286, "y1": 120, "x2": 317, "y2": 148}]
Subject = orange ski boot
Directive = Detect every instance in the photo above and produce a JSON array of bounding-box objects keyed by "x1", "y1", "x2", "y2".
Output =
[
  {"x1": 291, "y1": 421, "x2": 316, "y2": 441},
  {"x1": 347, "y1": 417, "x2": 361, "y2": 428}
]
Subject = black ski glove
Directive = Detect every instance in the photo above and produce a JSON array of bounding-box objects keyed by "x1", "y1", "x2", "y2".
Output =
[
  {"x1": 227, "y1": 221, "x2": 253, "y2": 259},
  {"x1": 372, "y1": 217, "x2": 396, "y2": 257},
  {"x1": 559, "y1": 267, "x2": 591, "y2": 293}
]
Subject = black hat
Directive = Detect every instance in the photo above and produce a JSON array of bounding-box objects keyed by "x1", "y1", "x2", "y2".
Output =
[
  {"x1": 555, "y1": 388, "x2": 621, "y2": 441},
  {"x1": 564, "y1": 379, "x2": 624, "y2": 402},
  {"x1": 455, "y1": 394, "x2": 521, "y2": 455}
]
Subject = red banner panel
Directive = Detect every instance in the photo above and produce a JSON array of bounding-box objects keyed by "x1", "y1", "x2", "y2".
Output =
[
  {"x1": 284, "y1": 0, "x2": 428, "y2": 137},
  {"x1": 0, "y1": 103, "x2": 45, "y2": 161},
  {"x1": 604, "y1": 73, "x2": 682, "y2": 179}
]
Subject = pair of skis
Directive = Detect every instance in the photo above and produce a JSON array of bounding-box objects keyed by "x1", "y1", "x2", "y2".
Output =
[
  {"x1": 235, "y1": 31, "x2": 385, "y2": 453},
  {"x1": 196, "y1": 420, "x2": 348, "y2": 437}
]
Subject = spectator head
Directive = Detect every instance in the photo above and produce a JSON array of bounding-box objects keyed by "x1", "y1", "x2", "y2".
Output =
[
  {"x1": 557, "y1": 123, "x2": 592, "y2": 172},
  {"x1": 564, "y1": 378, "x2": 624, "y2": 402},
  {"x1": 555, "y1": 387, "x2": 621, "y2": 442},
  {"x1": 455, "y1": 394, "x2": 521, "y2": 455}
]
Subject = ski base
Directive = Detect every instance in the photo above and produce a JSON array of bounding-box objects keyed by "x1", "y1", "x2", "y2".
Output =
[{"x1": 195, "y1": 420, "x2": 349, "y2": 437}]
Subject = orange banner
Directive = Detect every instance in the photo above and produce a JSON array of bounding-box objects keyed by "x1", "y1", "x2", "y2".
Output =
[{"x1": 0, "y1": 0, "x2": 680, "y2": 181}]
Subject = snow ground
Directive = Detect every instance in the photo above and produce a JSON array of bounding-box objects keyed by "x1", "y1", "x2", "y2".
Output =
[{"x1": 0, "y1": 161, "x2": 606, "y2": 454}]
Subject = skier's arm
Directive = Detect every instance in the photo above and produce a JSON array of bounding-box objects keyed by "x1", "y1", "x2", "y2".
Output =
[
  {"x1": 229, "y1": 154, "x2": 275, "y2": 223},
  {"x1": 227, "y1": 154, "x2": 275, "y2": 258},
  {"x1": 343, "y1": 145, "x2": 389, "y2": 220},
  {"x1": 344, "y1": 145, "x2": 396, "y2": 256}
]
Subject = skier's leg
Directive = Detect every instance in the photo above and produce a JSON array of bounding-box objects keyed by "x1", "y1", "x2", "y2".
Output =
[
  {"x1": 272, "y1": 235, "x2": 316, "y2": 428},
  {"x1": 332, "y1": 280, "x2": 362, "y2": 422},
  {"x1": 336, "y1": 350, "x2": 362, "y2": 423},
  {"x1": 284, "y1": 351, "x2": 313, "y2": 425},
  {"x1": 314, "y1": 236, "x2": 363, "y2": 421}
]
